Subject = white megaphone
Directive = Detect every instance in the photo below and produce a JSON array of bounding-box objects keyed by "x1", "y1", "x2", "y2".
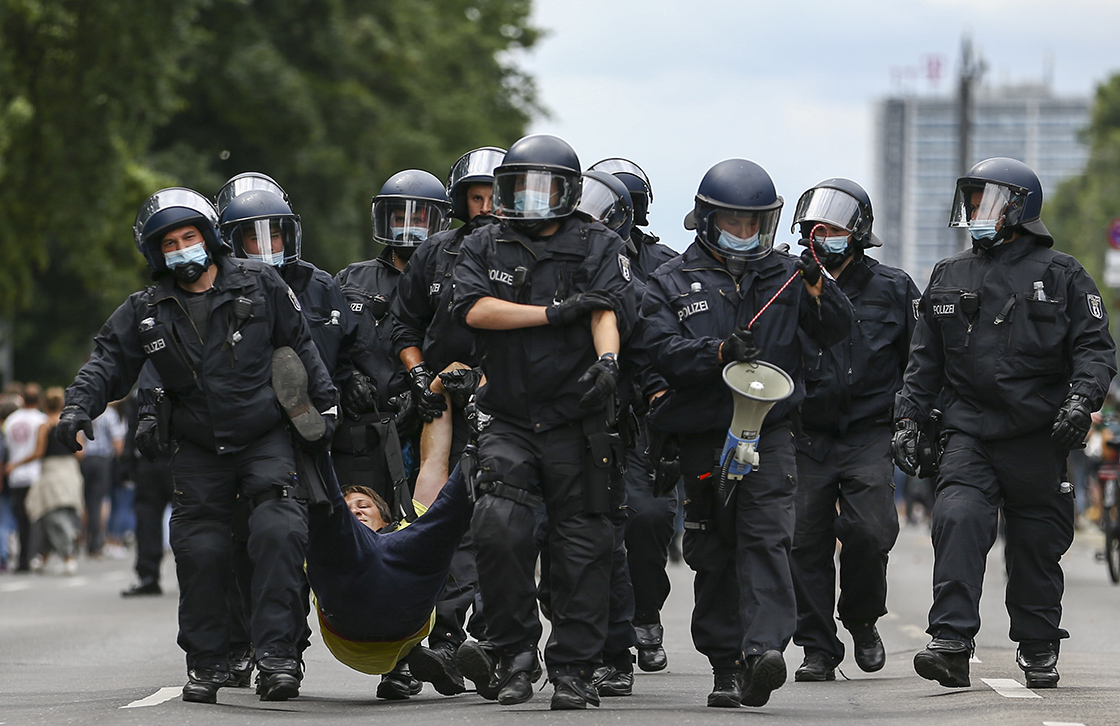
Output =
[{"x1": 719, "y1": 360, "x2": 795, "y2": 482}]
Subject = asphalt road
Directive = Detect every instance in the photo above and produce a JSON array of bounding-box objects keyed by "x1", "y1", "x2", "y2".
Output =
[{"x1": 2, "y1": 519, "x2": 1119, "y2": 725}]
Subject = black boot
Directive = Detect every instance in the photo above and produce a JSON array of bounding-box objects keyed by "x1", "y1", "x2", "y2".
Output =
[
  {"x1": 913, "y1": 638, "x2": 970, "y2": 688},
  {"x1": 848, "y1": 622, "x2": 886, "y2": 673},
  {"x1": 377, "y1": 661, "x2": 422, "y2": 700},
  {"x1": 182, "y1": 668, "x2": 227, "y2": 704},
  {"x1": 408, "y1": 640, "x2": 466, "y2": 695},
  {"x1": 740, "y1": 650, "x2": 786, "y2": 707},
  {"x1": 706, "y1": 669, "x2": 741, "y2": 708},
  {"x1": 226, "y1": 645, "x2": 254, "y2": 688},
  {"x1": 634, "y1": 622, "x2": 667, "y2": 672},
  {"x1": 121, "y1": 578, "x2": 162, "y2": 597},
  {"x1": 551, "y1": 672, "x2": 601, "y2": 710},
  {"x1": 794, "y1": 651, "x2": 837, "y2": 682},
  {"x1": 257, "y1": 657, "x2": 301, "y2": 701},
  {"x1": 592, "y1": 664, "x2": 634, "y2": 697},
  {"x1": 1017, "y1": 644, "x2": 1059, "y2": 689},
  {"x1": 456, "y1": 640, "x2": 499, "y2": 700},
  {"x1": 494, "y1": 651, "x2": 541, "y2": 706}
]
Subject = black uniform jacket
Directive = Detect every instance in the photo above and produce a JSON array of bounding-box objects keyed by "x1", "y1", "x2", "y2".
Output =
[
  {"x1": 283, "y1": 259, "x2": 357, "y2": 388},
  {"x1": 451, "y1": 216, "x2": 633, "y2": 432},
  {"x1": 799, "y1": 255, "x2": 920, "y2": 434},
  {"x1": 895, "y1": 235, "x2": 1117, "y2": 440},
  {"x1": 335, "y1": 249, "x2": 408, "y2": 410},
  {"x1": 639, "y1": 240, "x2": 854, "y2": 436},
  {"x1": 66, "y1": 255, "x2": 337, "y2": 455},
  {"x1": 628, "y1": 228, "x2": 679, "y2": 283},
  {"x1": 390, "y1": 224, "x2": 481, "y2": 374}
]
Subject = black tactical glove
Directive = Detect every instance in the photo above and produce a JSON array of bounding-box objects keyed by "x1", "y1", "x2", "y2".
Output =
[
  {"x1": 463, "y1": 394, "x2": 492, "y2": 442},
  {"x1": 135, "y1": 414, "x2": 163, "y2": 463},
  {"x1": 55, "y1": 405, "x2": 93, "y2": 454},
  {"x1": 1052, "y1": 393, "x2": 1093, "y2": 450},
  {"x1": 721, "y1": 327, "x2": 761, "y2": 364},
  {"x1": 388, "y1": 390, "x2": 420, "y2": 439},
  {"x1": 578, "y1": 353, "x2": 620, "y2": 409},
  {"x1": 545, "y1": 290, "x2": 615, "y2": 327},
  {"x1": 408, "y1": 362, "x2": 447, "y2": 423},
  {"x1": 439, "y1": 367, "x2": 484, "y2": 408},
  {"x1": 891, "y1": 418, "x2": 920, "y2": 477},
  {"x1": 342, "y1": 371, "x2": 378, "y2": 420},
  {"x1": 796, "y1": 248, "x2": 822, "y2": 287}
]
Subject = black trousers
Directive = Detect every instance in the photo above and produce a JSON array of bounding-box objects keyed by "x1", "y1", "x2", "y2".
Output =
[
  {"x1": 132, "y1": 456, "x2": 174, "y2": 583},
  {"x1": 472, "y1": 418, "x2": 612, "y2": 677},
  {"x1": 169, "y1": 428, "x2": 308, "y2": 672},
  {"x1": 680, "y1": 426, "x2": 797, "y2": 670},
  {"x1": 791, "y1": 426, "x2": 900, "y2": 661},
  {"x1": 928, "y1": 428, "x2": 1073, "y2": 646},
  {"x1": 9, "y1": 486, "x2": 33, "y2": 571},
  {"x1": 623, "y1": 427, "x2": 678, "y2": 625},
  {"x1": 80, "y1": 454, "x2": 115, "y2": 555}
]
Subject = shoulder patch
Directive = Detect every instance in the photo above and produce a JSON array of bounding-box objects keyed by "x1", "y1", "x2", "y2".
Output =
[
  {"x1": 1088, "y1": 293, "x2": 1104, "y2": 319},
  {"x1": 618, "y1": 254, "x2": 632, "y2": 282},
  {"x1": 287, "y1": 286, "x2": 302, "y2": 312},
  {"x1": 913, "y1": 298, "x2": 921, "y2": 320}
]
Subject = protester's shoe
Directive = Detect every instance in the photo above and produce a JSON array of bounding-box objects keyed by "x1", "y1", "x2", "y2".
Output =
[
  {"x1": 794, "y1": 651, "x2": 837, "y2": 682},
  {"x1": 377, "y1": 661, "x2": 422, "y2": 700},
  {"x1": 226, "y1": 646, "x2": 254, "y2": 688},
  {"x1": 495, "y1": 651, "x2": 541, "y2": 706},
  {"x1": 121, "y1": 579, "x2": 162, "y2": 597},
  {"x1": 849, "y1": 622, "x2": 886, "y2": 673},
  {"x1": 591, "y1": 665, "x2": 633, "y2": 696},
  {"x1": 740, "y1": 650, "x2": 786, "y2": 707},
  {"x1": 706, "y1": 670, "x2": 741, "y2": 708},
  {"x1": 62, "y1": 558, "x2": 78, "y2": 576},
  {"x1": 272, "y1": 346, "x2": 325, "y2": 442},
  {"x1": 550, "y1": 674, "x2": 601, "y2": 710},
  {"x1": 456, "y1": 640, "x2": 500, "y2": 700},
  {"x1": 182, "y1": 668, "x2": 227, "y2": 704},
  {"x1": 913, "y1": 638, "x2": 970, "y2": 688},
  {"x1": 1017, "y1": 646, "x2": 1059, "y2": 689},
  {"x1": 634, "y1": 622, "x2": 668, "y2": 672},
  {"x1": 257, "y1": 657, "x2": 301, "y2": 701},
  {"x1": 409, "y1": 641, "x2": 466, "y2": 695}
]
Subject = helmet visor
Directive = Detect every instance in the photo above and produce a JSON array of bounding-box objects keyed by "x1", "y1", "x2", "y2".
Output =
[
  {"x1": 373, "y1": 198, "x2": 449, "y2": 247},
  {"x1": 577, "y1": 175, "x2": 628, "y2": 231},
  {"x1": 449, "y1": 148, "x2": 506, "y2": 190},
  {"x1": 493, "y1": 169, "x2": 580, "y2": 221},
  {"x1": 589, "y1": 158, "x2": 652, "y2": 201},
  {"x1": 216, "y1": 174, "x2": 287, "y2": 215},
  {"x1": 134, "y1": 188, "x2": 218, "y2": 247},
  {"x1": 705, "y1": 208, "x2": 780, "y2": 261},
  {"x1": 230, "y1": 218, "x2": 301, "y2": 266},
  {"x1": 949, "y1": 181, "x2": 1024, "y2": 228},
  {"x1": 792, "y1": 187, "x2": 865, "y2": 237}
]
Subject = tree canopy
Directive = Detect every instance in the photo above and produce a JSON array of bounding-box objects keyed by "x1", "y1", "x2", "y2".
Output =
[{"x1": 0, "y1": 0, "x2": 539, "y2": 385}]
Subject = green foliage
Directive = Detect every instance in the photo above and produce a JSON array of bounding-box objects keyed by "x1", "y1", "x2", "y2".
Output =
[{"x1": 0, "y1": 0, "x2": 539, "y2": 385}]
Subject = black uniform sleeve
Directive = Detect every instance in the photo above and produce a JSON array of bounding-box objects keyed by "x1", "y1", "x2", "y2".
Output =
[
  {"x1": 585, "y1": 232, "x2": 634, "y2": 340},
  {"x1": 324, "y1": 274, "x2": 359, "y2": 390},
  {"x1": 1062, "y1": 261, "x2": 1117, "y2": 407},
  {"x1": 895, "y1": 265, "x2": 946, "y2": 422},
  {"x1": 450, "y1": 231, "x2": 493, "y2": 328},
  {"x1": 895, "y1": 274, "x2": 922, "y2": 378},
  {"x1": 266, "y1": 269, "x2": 338, "y2": 413},
  {"x1": 391, "y1": 236, "x2": 439, "y2": 356},
  {"x1": 64, "y1": 294, "x2": 149, "y2": 419},
  {"x1": 798, "y1": 274, "x2": 854, "y2": 349},
  {"x1": 639, "y1": 271, "x2": 724, "y2": 388}
]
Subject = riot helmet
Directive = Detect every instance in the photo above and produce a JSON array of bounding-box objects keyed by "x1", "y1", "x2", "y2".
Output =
[
  {"x1": 686, "y1": 159, "x2": 783, "y2": 264},
  {"x1": 219, "y1": 188, "x2": 302, "y2": 268},
  {"x1": 792, "y1": 178, "x2": 879, "y2": 268},
  {"x1": 215, "y1": 172, "x2": 288, "y2": 216},
  {"x1": 590, "y1": 158, "x2": 653, "y2": 227},
  {"x1": 134, "y1": 187, "x2": 227, "y2": 281},
  {"x1": 447, "y1": 146, "x2": 505, "y2": 222},
  {"x1": 493, "y1": 134, "x2": 581, "y2": 234},
  {"x1": 371, "y1": 170, "x2": 451, "y2": 250},
  {"x1": 949, "y1": 157, "x2": 1051, "y2": 249},
  {"x1": 578, "y1": 170, "x2": 634, "y2": 241}
]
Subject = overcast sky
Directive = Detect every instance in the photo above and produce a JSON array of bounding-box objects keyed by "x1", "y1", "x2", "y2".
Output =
[{"x1": 518, "y1": 0, "x2": 1120, "y2": 251}]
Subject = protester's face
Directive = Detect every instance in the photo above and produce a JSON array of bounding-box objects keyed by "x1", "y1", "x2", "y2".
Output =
[{"x1": 345, "y1": 492, "x2": 385, "y2": 532}]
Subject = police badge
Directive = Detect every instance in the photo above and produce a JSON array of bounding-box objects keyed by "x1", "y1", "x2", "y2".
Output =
[
  {"x1": 618, "y1": 254, "x2": 632, "y2": 282},
  {"x1": 287, "y1": 286, "x2": 302, "y2": 312},
  {"x1": 1088, "y1": 293, "x2": 1104, "y2": 319}
]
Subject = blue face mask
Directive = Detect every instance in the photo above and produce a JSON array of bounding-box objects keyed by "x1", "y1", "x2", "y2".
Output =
[
  {"x1": 968, "y1": 219, "x2": 999, "y2": 242},
  {"x1": 164, "y1": 243, "x2": 209, "y2": 270},
  {"x1": 390, "y1": 226, "x2": 428, "y2": 243},
  {"x1": 815, "y1": 234, "x2": 850, "y2": 255},
  {"x1": 718, "y1": 228, "x2": 760, "y2": 253},
  {"x1": 248, "y1": 249, "x2": 285, "y2": 267},
  {"x1": 513, "y1": 189, "x2": 551, "y2": 214}
]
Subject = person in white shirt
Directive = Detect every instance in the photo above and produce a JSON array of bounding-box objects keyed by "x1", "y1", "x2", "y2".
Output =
[{"x1": 3, "y1": 384, "x2": 48, "y2": 572}]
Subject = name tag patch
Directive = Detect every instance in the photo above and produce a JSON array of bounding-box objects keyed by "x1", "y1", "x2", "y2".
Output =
[
  {"x1": 489, "y1": 269, "x2": 514, "y2": 286},
  {"x1": 350, "y1": 302, "x2": 364, "y2": 314},
  {"x1": 678, "y1": 299, "x2": 709, "y2": 321},
  {"x1": 143, "y1": 338, "x2": 166, "y2": 354},
  {"x1": 933, "y1": 303, "x2": 955, "y2": 316}
]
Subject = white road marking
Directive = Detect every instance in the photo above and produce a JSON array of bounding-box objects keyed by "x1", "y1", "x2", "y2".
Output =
[
  {"x1": 1043, "y1": 722, "x2": 1087, "y2": 726},
  {"x1": 0, "y1": 581, "x2": 32, "y2": 592},
  {"x1": 981, "y1": 678, "x2": 1041, "y2": 698},
  {"x1": 121, "y1": 687, "x2": 180, "y2": 709}
]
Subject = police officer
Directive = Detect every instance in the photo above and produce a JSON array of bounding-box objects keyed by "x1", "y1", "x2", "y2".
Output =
[
  {"x1": 57, "y1": 188, "x2": 337, "y2": 704},
  {"x1": 786, "y1": 179, "x2": 920, "y2": 682},
  {"x1": 391, "y1": 147, "x2": 505, "y2": 696},
  {"x1": 451, "y1": 133, "x2": 631, "y2": 710},
  {"x1": 639, "y1": 159, "x2": 853, "y2": 708},
  {"x1": 590, "y1": 157, "x2": 680, "y2": 673},
  {"x1": 216, "y1": 173, "x2": 360, "y2": 689},
  {"x1": 334, "y1": 170, "x2": 452, "y2": 512},
  {"x1": 893, "y1": 158, "x2": 1116, "y2": 689}
]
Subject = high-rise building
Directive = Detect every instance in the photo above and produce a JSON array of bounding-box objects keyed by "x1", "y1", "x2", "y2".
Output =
[{"x1": 874, "y1": 83, "x2": 1090, "y2": 287}]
